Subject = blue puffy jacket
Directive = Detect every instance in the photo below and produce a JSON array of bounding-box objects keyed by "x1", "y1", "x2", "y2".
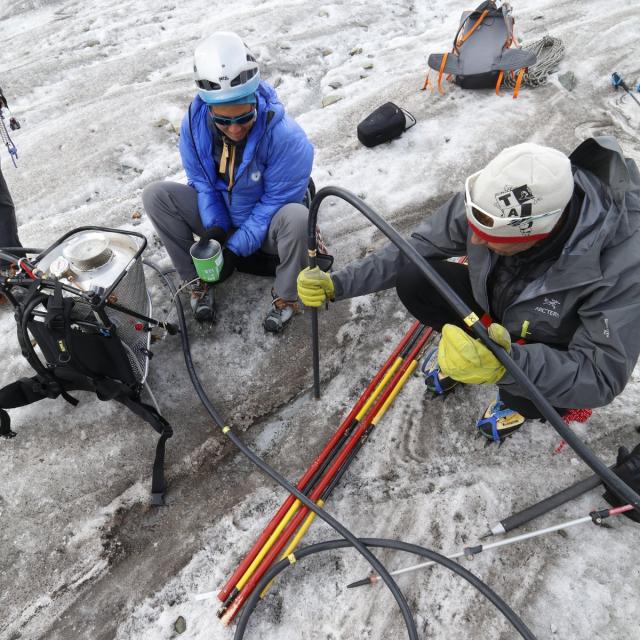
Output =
[{"x1": 179, "y1": 81, "x2": 314, "y2": 257}]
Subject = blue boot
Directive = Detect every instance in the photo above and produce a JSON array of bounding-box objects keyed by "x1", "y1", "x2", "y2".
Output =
[
  {"x1": 420, "y1": 346, "x2": 458, "y2": 397},
  {"x1": 476, "y1": 392, "x2": 526, "y2": 444}
]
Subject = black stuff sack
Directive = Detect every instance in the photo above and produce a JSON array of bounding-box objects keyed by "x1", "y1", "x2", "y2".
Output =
[{"x1": 357, "y1": 102, "x2": 416, "y2": 148}]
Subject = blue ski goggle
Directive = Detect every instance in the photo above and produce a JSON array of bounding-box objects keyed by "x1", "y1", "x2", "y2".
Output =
[{"x1": 209, "y1": 108, "x2": 257, "y2": 127}]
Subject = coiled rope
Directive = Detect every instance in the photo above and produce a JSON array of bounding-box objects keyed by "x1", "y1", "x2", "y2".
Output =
[{"x1": 504, "y1": 35, "x2": 565, "y2": 89}]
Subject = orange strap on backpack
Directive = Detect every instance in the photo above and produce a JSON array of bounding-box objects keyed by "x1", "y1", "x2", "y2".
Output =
[
  {"x1": 437, "y1": 53, "x2": 449, "y2": 94},
  {"x1": 512, "y1": 67, "x2": 526, "y2": 98},
  {"x1": 454, "y1": 9, "x2": 489, "y2": 53},
  {"x1": 421, "y1": 70, "x2": 431, "y2": 91}
]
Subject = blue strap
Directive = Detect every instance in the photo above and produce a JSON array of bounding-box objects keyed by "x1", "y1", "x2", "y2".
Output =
[
  {"x1": 476, "y1": 400, "x2": 515, "y2": 442},
  {"x1": 425, "y1": 368, "x2": 446, "y2": 395},
  {"x1": 421, "y1": 348, "x2": 447, "y2": 395}
]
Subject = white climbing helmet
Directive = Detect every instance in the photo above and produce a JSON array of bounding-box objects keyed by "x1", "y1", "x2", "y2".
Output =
[{"x1": 193, "y1": 32, "x2": 260, "y2": 104}]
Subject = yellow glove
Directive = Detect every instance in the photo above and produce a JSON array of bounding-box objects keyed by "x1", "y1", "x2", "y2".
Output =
[
  {"x1": 438, "y1": 323, "x2": 511, "y2": 385},
  {"x1": 296, "y1": 267, "x2": 335, "y2": 307}
]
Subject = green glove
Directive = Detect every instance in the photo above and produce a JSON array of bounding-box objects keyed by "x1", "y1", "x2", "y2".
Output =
[
  {"x1": 297, "y1": 267, "x2": 335, "y2": 307},
  {"x1": 438, "y1": 323, "x2": 511, "y2": 385}
]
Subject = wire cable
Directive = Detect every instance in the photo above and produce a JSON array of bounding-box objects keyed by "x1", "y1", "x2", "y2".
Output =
[
  {"x1": 142, "y1": 260, "x2": 418, "y2": 638},
  {"x1": 234, "y1": 538, "x2": 537, "y2": 640}
]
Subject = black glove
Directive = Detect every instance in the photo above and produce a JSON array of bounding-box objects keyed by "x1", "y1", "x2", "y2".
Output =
[
  {"x1": 200, "y1": 226, "x2": 227, "y2": 244},
  {"x1": 216, "y1": 248, "x2": 239, "y2": 283}
]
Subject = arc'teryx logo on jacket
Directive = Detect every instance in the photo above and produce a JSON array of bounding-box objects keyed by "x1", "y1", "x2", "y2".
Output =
[
  {"x1": 534, "y1": 298, "x2": 560, "y2": 318},
  {"x1": 534, "y1": 297, "x2": 561, "y2": 318}
]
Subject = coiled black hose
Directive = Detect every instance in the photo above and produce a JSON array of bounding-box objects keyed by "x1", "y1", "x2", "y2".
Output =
[{"x1": 234, "y1": 538, "x2": 537, "y2": 640}]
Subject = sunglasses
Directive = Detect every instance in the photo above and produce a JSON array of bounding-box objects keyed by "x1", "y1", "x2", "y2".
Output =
[{"x1": 210, "y1": 108, "x2": 256, "y2": 127}]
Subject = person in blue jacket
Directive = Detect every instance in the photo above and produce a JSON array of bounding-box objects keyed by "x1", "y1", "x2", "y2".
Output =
[{"x1": 143, "y1": 31, "x2": 313, "y2": 331}]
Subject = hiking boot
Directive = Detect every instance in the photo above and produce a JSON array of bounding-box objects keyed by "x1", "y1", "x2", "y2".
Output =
[
  {"x1": 189, "y1": 280, "x2": 217, "y2": 322},
  {"x1": 263, "y1": 295, "x2": 298, "y2": 333},
  {"x1": 420, "y1": 346, "x2": 458, "y2": 397},
  {"x1": 476, "y1": 392, "x2": 526, "y2": 444}
]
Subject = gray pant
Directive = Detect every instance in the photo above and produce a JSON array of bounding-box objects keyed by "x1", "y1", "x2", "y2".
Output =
[{"x1": 142, "y1": 181, "x2": 308, "y2": 300}]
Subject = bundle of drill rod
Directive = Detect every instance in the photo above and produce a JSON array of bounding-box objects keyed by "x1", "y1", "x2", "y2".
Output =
[{"x1": 215, "y1": 320, "x2": 432, "y2": 623}]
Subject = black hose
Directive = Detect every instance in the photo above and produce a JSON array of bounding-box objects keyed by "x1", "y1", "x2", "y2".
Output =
[
  {"x1": 142, "y1": 260, "x2": 418, "y2": 639},
  {"x1": 0, "y1": 249, "x2": 25, "y2": 265},
  {"x1": 234, "y1": 538, "x2": 537, "y2": 640},
  {"x1": 496, "y1": 469, "x2": 608, "y2": 534},
  {"x1": 307, "y1": 186, "x2": 640, "y2": 516},
  {"x1": 305, "y1": 206, "x2": 321, "y2": 399},
  {"x1": 0, "y1": 246, "x2": 41, "y2": 255}
]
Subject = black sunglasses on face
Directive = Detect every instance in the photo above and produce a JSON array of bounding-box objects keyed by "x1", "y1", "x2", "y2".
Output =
[{"x1": 210, "y1": 108, "x2": 256, "y2": 127}]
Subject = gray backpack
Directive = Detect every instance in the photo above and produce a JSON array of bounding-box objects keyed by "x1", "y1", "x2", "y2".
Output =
[{"x1": 426, "y1": 1, "x2": 536, "y2": 95}]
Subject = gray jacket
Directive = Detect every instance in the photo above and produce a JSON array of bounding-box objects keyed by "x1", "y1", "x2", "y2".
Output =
[{"x1": 333, "y1": 137, "x2": 640, "y2": 409}]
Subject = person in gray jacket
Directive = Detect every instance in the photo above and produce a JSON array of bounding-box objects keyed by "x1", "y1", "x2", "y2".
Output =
[{"x1": 297, "y1": 137, "x2": 640, "y2": 442}]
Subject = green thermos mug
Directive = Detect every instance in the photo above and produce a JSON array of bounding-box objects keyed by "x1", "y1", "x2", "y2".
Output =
[{"x1": 190, "y1": 237, "x2": 224, "y2": 283}]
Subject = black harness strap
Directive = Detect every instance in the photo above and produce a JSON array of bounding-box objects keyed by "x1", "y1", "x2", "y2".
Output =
[
  {"x1": 0, "y1": 374, "x2": 174, "y2": 503},
  {"x1": 17, "y1": 290, "x2": 80, "y2": 406},
  {"x1": 0, "y1": 375, "x2": 77, "y2": 439},
  {"x1": 44, "y1": 280, "x2": 66, "y2": 330},
  {"x1": 0, "y1": 409, "x2": 15, "y2": 438},
  {"x1": 92, "y1": 376, "x2": 174, "y2": 503},
  {"x1": 118, "y1": 395, "x2": 173, "y2": 505}
]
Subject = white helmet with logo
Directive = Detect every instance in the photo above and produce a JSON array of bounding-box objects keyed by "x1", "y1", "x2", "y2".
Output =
[
  {"x1": 193, "y1": 32, "x2": 260, "y2": 104},
  {"x1": 465, "y1": 143, "x2": 574, "y2": 243}
]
